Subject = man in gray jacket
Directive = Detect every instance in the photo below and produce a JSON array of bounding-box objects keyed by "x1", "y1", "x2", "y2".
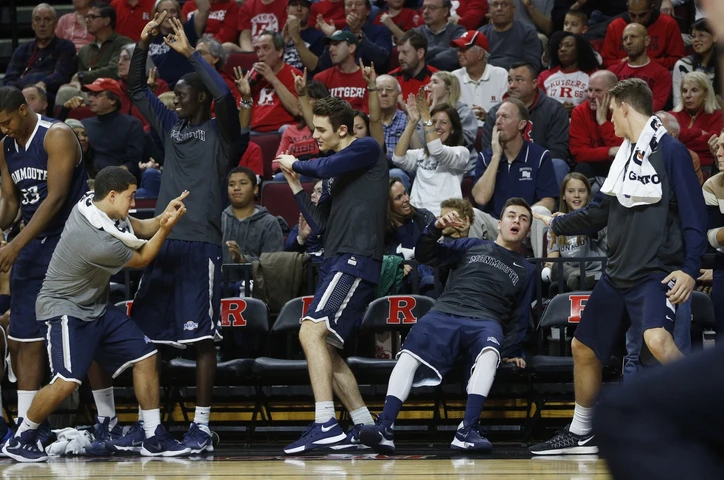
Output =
[{"x1": 414, "y1": 0, "x2": 465, "y2": 71}]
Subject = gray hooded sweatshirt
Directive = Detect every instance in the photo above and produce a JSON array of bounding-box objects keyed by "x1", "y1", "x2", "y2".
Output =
[{"x1": 222, "y1": 205, "x2": 284, "y2": 281}]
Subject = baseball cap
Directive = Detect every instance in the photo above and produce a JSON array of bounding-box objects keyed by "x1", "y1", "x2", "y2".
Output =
[
  {"x1": 450, "y1": 30, "x2": 489, "y2": 52},
  {"x1": 82, "y1": 78, "x2": 123, "y2": 97},
  {"x1": 324, "y1": 30, "x2": 359, "y2": 45}
]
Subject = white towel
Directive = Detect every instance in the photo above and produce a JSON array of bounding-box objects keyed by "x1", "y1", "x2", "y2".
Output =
[
  {"x1": 600, "y1": 115, "x2": 667, "y2": 208},
  {"x1": 77, "y1": 193, "x2": 147, "y2": 250}
]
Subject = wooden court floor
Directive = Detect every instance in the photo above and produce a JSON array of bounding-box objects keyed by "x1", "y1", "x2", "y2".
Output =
[{"x1": 0, "y1": 448, "x2": 611, "y2": 479}]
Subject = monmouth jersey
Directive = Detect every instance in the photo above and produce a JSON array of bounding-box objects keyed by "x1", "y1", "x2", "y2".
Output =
[
  {"x1": 2, "y1": 115, "x2": 87, "y2": 237},
  {"x1": 128, "y1": 45, "x2": 245, "y2": 246},
  {"x1": 415, "y1": 224, "x2": 534, "y2": 356}
]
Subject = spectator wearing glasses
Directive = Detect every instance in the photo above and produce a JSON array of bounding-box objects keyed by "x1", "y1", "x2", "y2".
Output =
[
  {"x1": 412, "y1": 0, "x2": 466, "y2": 71},
  {"x1": 478, "y1": 0, "x2": 541, "y2": 72},
  {"x1": 56, "y1": 0, "x2": 95, "y2": 52}
]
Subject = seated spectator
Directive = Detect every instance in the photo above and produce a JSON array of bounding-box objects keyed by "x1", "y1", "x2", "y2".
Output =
[
  {"x1": 478, "y1": 0, "x2": 541, "y2": 72},
  {"x1": 315, "y1": 0, "x2": 393, "y2": 71},
  {"x1": 657, "y1": 110, "x2": 704, "y2": 184},
  {"x1": 195, "y1": 36, "x2": 241, "y2": 104},
  {"x1": 473, "y1": 98, "x2": 557, "y2": 256},
  {"x1": 22, "y1": 86, "x2": 49, "y2": 115},
  {"x1": 282, "y1": 0, "x2": 326, "y2": 72},
  {"x1": 422, "y1": 71, "x2": 478, "y2": 172},
  {"x1": 56, "y1": 0, "x2": 95, "y2": 52},
  {"x1": 447, "y1": 0, "x2": 488, "y2": 31},
  {"x1": 451, "y1": 30, "x2": 508, "y2": 126},
  {"x1": 543, "y1": 172, "x2": 606, "y2": 291},
  {"x1": 483, "y1": 63, "x2": 571, "y2": 187},
  {"x1": 147, "y1": 0, "x2": 210, "y2": 88},
  {"x1": 375, "y1": 75, "x2": 408, "y2": 161},
  {"x1": 438, "y1": 197, "x2": 475, "y2": 239},
  {"x1": 223, "y1": 167, "x2": 284, "y2": 282},
  {"x1": 80, "y1": 78, "x2": 144, "y2": 175},
  {"x1": 392, "y1": 95, "x2": 468, "y2": 215},
  {"x1": 55, "y1": 2, "x2": 133, "y2": 107},
  {"x1": 608, "y1": 23, "x2": 673, "y2": 112},
  {"x1": 538, "y1": 31, "x2": 599, "y2": 115},
  {"x1": 569, "y1": 70, "x2": 620, "y2": 178},
  {"x1": 117, "y1": 43, "x2": 170, "y2": 130},
  {"x1": 183, "y1": 0, "x2": 237, "y2": 44},
  {"x1": 274, "y1": 80, "x2": 328, "y2": 167},
  {"x1": 389, "y1": 30, "x2": 438, "y2": 99},
  {"x1": 669, "y1": 72, "x2": 722, "y2": 169},
  {"x1": 412, "y1": 0, "x2": 466, "y2": 71},
  {"x1": 135, "y1": 159, "x2": 163, "y2": 198},
  {"x1": 384, "y1": 177, "x2": 436, "y2": 292},
  {"x1": 510, "y1": 0, "x2": 553, "y2": 38},
  {"x1": 673, "y1": 19, "x2": 720, "y2": 107},
  {"x1": 375, "y1": 0, "x2": 421, "y2": 33},
  {"x1": 309, "y1": 0, "x2": 346, "y2": 31},
  {"x1": 313, "y1": 31, "x2": 369, "y2": 113},
  {"x1": 286, "y1": 179, "x2": 324, "y2": 261},
  {"x1": 250, "y1": 31, "x2": 302, "y2": 132},
  {"x1": 600, "y1": 0, "x2": 685, "y2": 70},
  {"x1": 3, "y1": 4, "x2": 76, "y2": 108},
  {"x1": 111, "y1": 0, "x2": 156, "y2": 41},
  {"x1": 354, "y1": 110, "x2": 371, "y2": 137},
  {"x1": 64, "y1": 118, "x2": 98, "y2": 179},
  {"x1": 562, "y1": 9, "x2": 588, "y2": 36},
  {"x1": 234, "y1": 0, "x2": 285, "y2": 51}
]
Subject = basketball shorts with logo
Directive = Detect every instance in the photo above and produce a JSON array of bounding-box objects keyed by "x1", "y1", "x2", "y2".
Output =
[
  {"x1": 10, "y1": 234, "x2": 60, "y2": 342},
  {"x1": 45, "y1": 304, "x2": 157, "y2": 384},
  {"x1": 132, "y1": 239, "x2": 222, "y2": 346},
  {"x1": 305, "y1": 268, "x2": 376, "y2": 349},
  {"x1": 399, "y1": 310, "x2": 503, "y2": 387},
  {"x1": 574, "y1": 273, "x2": 676, "y2": 363}
]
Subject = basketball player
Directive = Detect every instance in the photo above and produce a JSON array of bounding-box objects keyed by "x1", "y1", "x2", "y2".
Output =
[
  {"x1": 276, "y1": 96, "x2": 388, "y2": 454},
  {"x1": 112, "y1": 12, "x2": 246, "y2": 454},
  {"x1": 0, "y1": 86, "x2": 88, "y2": 443},
  {"x1": 2, "y1": 167, "x2": 190, "y2": 462},
  {"x1": 360, "y1": 200, "x2": 534, "y2": 454},
  {"x1": 529, "y1": 79, "x2": 708, "y2": 455}
]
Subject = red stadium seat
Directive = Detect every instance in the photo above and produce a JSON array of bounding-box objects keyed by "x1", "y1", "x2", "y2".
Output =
[
  {"x1": 250, "y1": 132, "x2": 282, "y2": 180},
  {"x1": 223, "y1": 52, "x2": 257, "y2": 77},
  {"x1": 66, "y1": 106, "x2": 94, "y2": 120},
  {"x1": 260, "y1": 180, "x2": 315, "y2": 229}
]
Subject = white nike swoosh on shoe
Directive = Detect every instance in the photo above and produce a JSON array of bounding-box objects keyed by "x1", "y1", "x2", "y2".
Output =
[
  {"x1": 321, "y1": 425, "x2": 335, "y2": 433},
  {"x1": 578, "y1": 436, "x2": 594, "y2": 446}
]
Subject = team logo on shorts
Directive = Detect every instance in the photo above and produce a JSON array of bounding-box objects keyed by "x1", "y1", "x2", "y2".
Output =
[
  {"x1": 487, "y1": 337, "x2": 500, "y2": 346},
  {"x1": 183, "y1": 321, "x2": 199, "y2": 331}
]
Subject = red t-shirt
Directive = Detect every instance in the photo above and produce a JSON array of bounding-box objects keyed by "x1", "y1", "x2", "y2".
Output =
[
  {"x1": 313, "y1": 67, "x2": 369, "y2": 113},
  {"x1": 275, "y1": 123, "x2": 320, "y2": 163},
  {"x1": 373, "y1": 8, "x2": 421, "y2": 31},
  {"x1": 251, "y1": 63, "x2": 302, "y2": 132},
  {"x1": 670, "y1": 109, "x2": 724, "y2": 167},
  {"x1": 111, "y1": 0, "x2": 155, "y2": 42},
  {"x1": 389, "y1": 64, "x2": 439, "y2": 100},
  {"x1": 182, "y1": 0, "x2": 239, "y2": 43},
  {"x1": 456, "y1": 0, "x2": 488, "y2": 30},
  {"x1": 608, "y1": 60, "x2": 672, "y2": 111},
  {"x1": 238, "y1": 0, "x2": 288, "y2": 42},
  {"x1": 308, "y1": 0, "x2": 346, "y2": 29},
  {"x1": 600, "y1": 14, "x2": 685, "y2": 70},
  {"x1": 240, "y1": 141, "x2": 264, "y2": 176},
  {"x1": 569, "y1": 100, "x2": 619, "y2": 164}
]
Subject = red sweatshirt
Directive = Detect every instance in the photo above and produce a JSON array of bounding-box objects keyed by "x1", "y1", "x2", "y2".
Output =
[
  {"x1": 600, "y1": 13, "x2": 685, "y2": 70},
  {"x1": 308, "y1": 0, "x2": 346, "y2": 30},
  {"x1": 111, "y1": 0, "x2": 155, "y2": 42},
  {"x1": 608, "y1": 60, "x2": 672, "y2": 111},
  {"x1": 456, "y1": 0, "x2": 488, "y2": 31},
  {"x1": 183, "y1": 0, "x2": 239, "y2": 44},
  {"x1": 569, "y1": 100, "x2": 620, "y2": 163},
  {"x1": 373, "y1": 8, "x2": 421, "y2": 31},
  {"x1": 669, "y1": 108, "x2": 723, "y2": 167}
]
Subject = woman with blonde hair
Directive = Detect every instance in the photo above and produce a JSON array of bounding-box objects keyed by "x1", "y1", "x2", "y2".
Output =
[{"x1": 669, "y1": 71, "x2": 723, "y2": 168}]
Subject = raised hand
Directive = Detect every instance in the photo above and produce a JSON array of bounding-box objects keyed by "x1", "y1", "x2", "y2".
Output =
[
  {"x1": 359, "y1": 59, "x2": 376, "y2": 88},
  {"x1": 163, "y1": 17, "x2": 193, "y2": 57},
  {"x1": 147, "y1": 67, "x2": 159, "y2": 92},
  {"x1": 435, "y1": 210, "x2": 464, "y2": 230},
  {"x1": 233, "y1": 66, "x2": 252, "y2": 97},
  {"x1": 63, "y1": 96, "x2": 85, "y2": 110},
  {"x1": 159, "y1": 202, "x2": 187, "y2": 231},
  {"x1": 287, "y1": 14, "x2": 301, "y2": 41},
  {"x1": 346, "y1": 12, "x2": 362, "y2": 34},
  {"x1": 415, "y1": 86, "x2": 431, "y2": 119},
  {"x1": 226, "y1": 240, "x2": 242, "y2": 263},
  {"x1": 292, "y1": 67, "x2": 308, "y2": 96},
  {"x1": 163, "y1": 190, "x2": 189, "y2": 216},
  {"x1": 405, "y1": 93, "x2": 421, "y2": 124},
  {"x1": 595, "y1": 92, "x2": 611, "y2": 125},
  {"x1": 316, "y1": 15, "x2": 336, "y2": 36},
  {"x1": 298, "y1": 213, "x2": 312, "y2": 240},
  {"x1": 491, "y1": 126, "x2": 503, "y2": 157},
  {"x1": 140, "y1": 10, "x2": 168, "y2": 46}
]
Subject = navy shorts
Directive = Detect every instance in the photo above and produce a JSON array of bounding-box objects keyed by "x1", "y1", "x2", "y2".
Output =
[
  {"x1": 132, "y1": 240, "x2": 222, "y2": 346},
  {"x1": 399, "y1": 311, "x2": 503, "y2": 387},
  {"x1": 305, "y1": 269, "x2": 375, "y2": 348},
  {"x1": 10, "y1": 235, "x2": 60, "y2": 342},
  {"x1": 45, "y1": 305, "x2": 157, "y2": 384},
  {"x1": 574, "y1": 273, "x2": 676, "y2": 363}
]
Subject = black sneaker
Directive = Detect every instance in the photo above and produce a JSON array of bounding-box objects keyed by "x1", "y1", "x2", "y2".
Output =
[{"x1": 529, "y1": 425, "x2": 597, "y2": 455}]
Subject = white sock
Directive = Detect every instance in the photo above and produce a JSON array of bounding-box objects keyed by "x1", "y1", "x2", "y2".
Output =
[
  {"x1": 16, "y1": 417, "x2": 39, "y2": 437},
  {"x1": 92, "y1": 387, "x2": 117, "y2": 428},
  {"x1": 17, "y1": 390, "x2": 38, "y2": 421},
  {"x1": 141, "y1": 409, "x2": 161, "y2": 439},
  {"x1": 138, "y1": 404, "x2": 143, "y2": 422},
  {"x1": 569, "y1": 403, "x2": 594, "y2": 436},
  {"x1": 314, "y1": 401, "x2": 336, "y2": 424},
  {"x1": 194, "y1": 406, "x2": 211, "y2": 433},
  {"x1": 350, "y1": 406, "x2": 374, "y2": 426}
]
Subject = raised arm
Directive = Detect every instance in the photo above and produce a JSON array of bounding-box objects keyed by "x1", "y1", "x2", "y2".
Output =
[
  {"x1": 129, "y1": 190, "x2": 190, "y2": 239},
  {"x1": 415, "y1": 212, "x2": 482, "y2": 267},
  {"x1": 548, "y1": 191, "x2": 610, "y2": 236},
  {"x1": 294, "y1": 68, "x2": 315, "y2": 130},
  {"x1": 289, "y1": 137, "x2": 382, "y2": 178},
  {"x1": 472, "y1": 128, "x2": 502, "y2": 206},
  {"x1": 363, "y1": 60, "x2": 384, "y2": 147}
]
